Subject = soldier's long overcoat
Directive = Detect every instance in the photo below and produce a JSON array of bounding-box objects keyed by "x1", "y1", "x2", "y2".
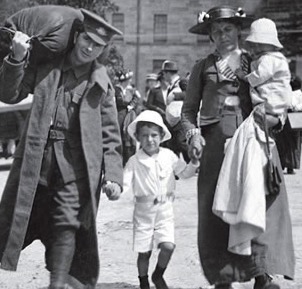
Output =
[{"x1": 0, "y1": 55, "x2": 123, "y2": 288}]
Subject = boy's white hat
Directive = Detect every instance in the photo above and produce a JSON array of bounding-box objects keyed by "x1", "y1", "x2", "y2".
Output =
[
  {"x1": 246, "y1": 18, "x2": 283, "y2": 48},
  {"x1": 127, "y1": 110, "x2": 171, "y2": 142}
]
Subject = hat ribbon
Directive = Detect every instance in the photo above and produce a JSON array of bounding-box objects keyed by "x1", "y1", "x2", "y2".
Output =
[
  {"x1": 235, "y1": 7, "x2": 246, "y2": 18},
  {"x1": 197, "y1": 7, "x2": 247, "y2": 24}
]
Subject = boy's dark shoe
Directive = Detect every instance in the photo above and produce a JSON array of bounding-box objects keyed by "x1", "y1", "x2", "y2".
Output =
[{"x1": 139, "y1": 275, "x2": 150, "y2": 289}]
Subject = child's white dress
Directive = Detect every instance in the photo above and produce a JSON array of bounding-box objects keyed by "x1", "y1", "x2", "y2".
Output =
[{"x1": 247, "y1": 51, "x2": 292, "y2": 115}]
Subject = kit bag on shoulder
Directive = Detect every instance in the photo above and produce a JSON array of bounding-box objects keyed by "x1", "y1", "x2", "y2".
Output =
[{"x1": 0, "y1": 5, "x2": 84, "y2": 65}]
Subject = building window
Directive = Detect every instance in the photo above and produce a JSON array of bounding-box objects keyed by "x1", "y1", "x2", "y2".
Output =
[
  {"x1": 154, "y1": 14, "x2": 167, "y2": 43},
  {"x1": 153, "y1": 59, "x2": 165, "y2": 72},
  {"x1": 112, "y1": 13, "x2": 124, "y2": 39}
]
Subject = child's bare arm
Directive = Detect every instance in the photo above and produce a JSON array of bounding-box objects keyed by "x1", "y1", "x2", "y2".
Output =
[{"x1": 176, "y1": 160, "x2": 199, "y2": 179}]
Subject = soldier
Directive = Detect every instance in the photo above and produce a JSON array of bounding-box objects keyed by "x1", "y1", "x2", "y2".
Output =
[{"x1": 0, "y1": 8, "x2": 124, "y2": 289}]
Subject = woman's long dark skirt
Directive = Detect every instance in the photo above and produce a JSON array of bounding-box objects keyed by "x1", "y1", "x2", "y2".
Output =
[{"x1": 197, "y1": 114, "x2": 295, "y2": 285}]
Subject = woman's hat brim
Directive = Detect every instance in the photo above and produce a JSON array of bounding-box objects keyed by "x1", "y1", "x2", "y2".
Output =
[{"x1": 189, "y1": 16, "x2": 254, "y2": 35}]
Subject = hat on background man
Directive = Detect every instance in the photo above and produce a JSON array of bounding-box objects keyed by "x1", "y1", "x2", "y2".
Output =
[
  {"x1": 245, "y1": 18, "x2": 283, "y2": 49},
  {"x1": 161, "y1": 60, "x2": 178, "y2": 72},
  {"x1": 146, "y1": 73, "x2": 158, "y2": 81},
  {"x1": 127, "y1": 110, "x2": 171, "y2": 142},
  {"x1": 189, "y1": 6, "x2": 254, "y2": 35},
  {"x1": 80, "y1": 8, "x2": 123, "y2": 45}
]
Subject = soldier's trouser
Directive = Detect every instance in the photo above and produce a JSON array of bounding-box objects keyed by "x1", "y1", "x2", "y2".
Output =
[{"x1": 34, "y1": 175, "x2": 90, "y2": 289}]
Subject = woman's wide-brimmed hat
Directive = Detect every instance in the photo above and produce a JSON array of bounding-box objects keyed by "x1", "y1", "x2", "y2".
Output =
[
  {"x1": 127, "y1": 110, "x2": 171, "y2": 142},
  {"x1": 245, "y1": 18, "x2": 283, "y2": 48},
  {"x1": 189, "y1": 6, "x2": 254, "y2": 35}
]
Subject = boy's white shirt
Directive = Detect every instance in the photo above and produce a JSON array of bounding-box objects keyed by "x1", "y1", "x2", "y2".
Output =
[{"x1": 123, "y1": 147, "x2": 198, "y2": 197}]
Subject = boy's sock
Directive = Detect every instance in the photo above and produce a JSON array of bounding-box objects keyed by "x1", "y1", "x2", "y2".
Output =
[
  {"x1": 151, "y1": 265, "x2": 169, "y2": 289},
  {"x1": 138, "y1": 275, "x2": 150, "y2": 289}
]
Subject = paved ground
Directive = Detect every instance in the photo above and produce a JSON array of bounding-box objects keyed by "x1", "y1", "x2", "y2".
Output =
[{"x1": 0, "y1": 157, "x2": 301, "y2": 289}]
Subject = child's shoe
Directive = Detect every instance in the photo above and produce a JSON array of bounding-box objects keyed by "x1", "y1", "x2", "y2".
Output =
[
  {"x1": 139, "y1": 275, "x2": 150, "y2": 289},
  {"x1": 151, "y1": 265, "x2": 169, "y2": 289}
]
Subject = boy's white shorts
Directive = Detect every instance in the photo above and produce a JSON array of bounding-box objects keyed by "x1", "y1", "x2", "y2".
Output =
[{"x1": 133, "y1": 200, "x2": 174, "y2": 252}]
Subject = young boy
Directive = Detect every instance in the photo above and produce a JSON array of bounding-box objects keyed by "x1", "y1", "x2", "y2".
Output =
[{"x1": 123, "y1": 110, "x2": 199, "y2": 289}]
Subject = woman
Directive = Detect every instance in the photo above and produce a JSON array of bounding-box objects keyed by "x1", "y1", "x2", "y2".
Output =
[
  {"x1": 114, "y1": 69, "x2": 141, "y2": 165},
  {"x1": 181, "y1": 6, "x2": 295, "y2": 289}
]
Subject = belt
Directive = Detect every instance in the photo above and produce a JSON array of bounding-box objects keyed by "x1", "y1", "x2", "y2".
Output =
[
  {"x1": 135, "y1": 193, "x2": 175, "y2": 205},
  {"x1": 222, "y1": 105, "x2": 242, "y2": 112},
  {"x1": 48, "y1": 128, "x2": 68, "y2": 140}
]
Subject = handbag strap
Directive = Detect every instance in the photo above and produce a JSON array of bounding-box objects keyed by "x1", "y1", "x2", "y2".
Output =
[{"x1": 263, "y1": 113, "x2": 271, "y2": 157}]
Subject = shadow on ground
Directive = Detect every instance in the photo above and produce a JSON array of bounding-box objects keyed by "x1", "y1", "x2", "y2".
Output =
[
  {"x1": 95, "y1": 283, "x2": 199, "y2": 289},
  {"x1": 38, "y1": 284, "x2": 200, "y2": 289}
]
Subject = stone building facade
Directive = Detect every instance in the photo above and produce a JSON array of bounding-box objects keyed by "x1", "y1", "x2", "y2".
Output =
[
  {"x1": 107, "y1": 0, "x2": 302, "y2": 93},
  {"x1": 107, "y1": 0, "x2": 255, "y2": 93}
]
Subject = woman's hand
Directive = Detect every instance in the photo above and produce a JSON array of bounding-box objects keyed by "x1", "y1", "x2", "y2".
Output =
[
  {"x1": 188, "y1": 134, "x2": 205, "y2": 162},
  {"x1": 253, "y1": 105, "x2": 280, "y2": 130},
  {"x1": 10, "y1": 31, "x2": 31, "y2": 62},
  {"x1": 265, "y1": 114, "x2": 280, "y2": 128}
]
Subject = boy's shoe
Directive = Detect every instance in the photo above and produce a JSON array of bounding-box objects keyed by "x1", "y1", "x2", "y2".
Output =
[
  {"x1": 287, "y1": 168, "x2": 295, "y2": 174},
  {"x1": 139, "y1": 275, "x2": 150, "y2": 289}
]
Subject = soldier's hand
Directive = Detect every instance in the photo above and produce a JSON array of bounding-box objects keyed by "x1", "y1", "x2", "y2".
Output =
[
  {"x1": 102, "y1": 182, "x2": 122, "y2": 201},
  {"x1": 10, "y1": 31, "x2": 31, "y2": 62}
]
